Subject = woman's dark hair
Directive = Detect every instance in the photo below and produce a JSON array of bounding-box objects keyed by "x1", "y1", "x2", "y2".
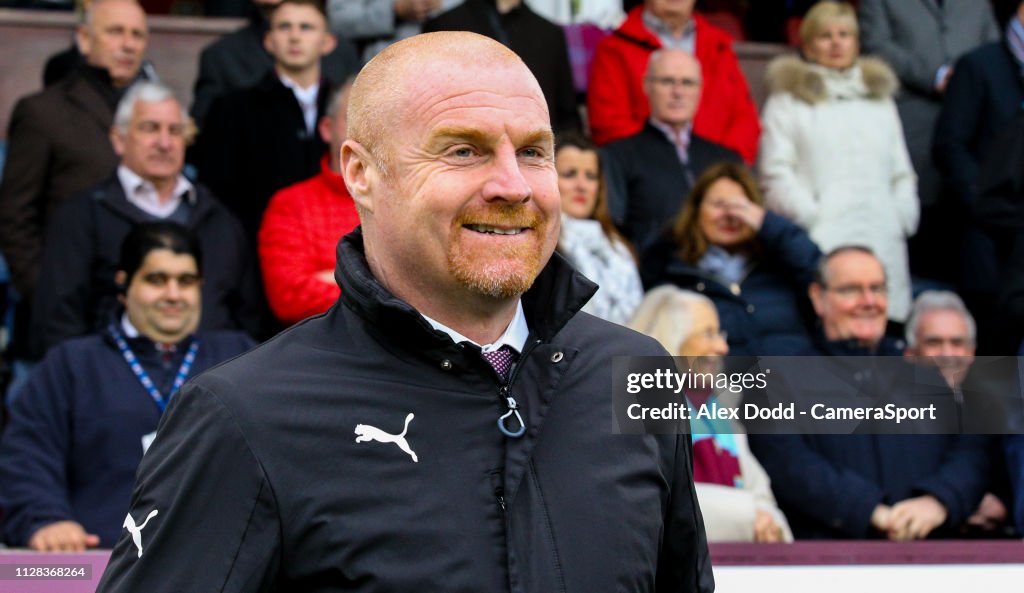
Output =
[
  {"x1": 555, "y1": 130, "x2": 636, "y2": 258},
  {"x1": 118, "y1": 221, "x2": 203, "y2": 290},
  {"x1": 671, "y1": 161, "x2": 764, "y2": 264}
]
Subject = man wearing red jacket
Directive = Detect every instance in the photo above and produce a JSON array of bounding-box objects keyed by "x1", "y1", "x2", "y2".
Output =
[
  {"x1": 587, "y1": 0, "x2": 760, "y2": 163},
  {"x1": 258, "y1": 80, "x2": 360, "y2": 326}
]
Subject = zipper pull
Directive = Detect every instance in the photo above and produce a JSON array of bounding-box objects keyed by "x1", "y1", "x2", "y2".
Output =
[{"x1": 497, "y1": 396, "x2": 526, "y2": 438}]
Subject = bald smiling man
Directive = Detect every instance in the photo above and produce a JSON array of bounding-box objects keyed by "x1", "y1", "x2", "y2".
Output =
[{"x1": 96, "y1": 32, "x2": 713, "y2": 593}]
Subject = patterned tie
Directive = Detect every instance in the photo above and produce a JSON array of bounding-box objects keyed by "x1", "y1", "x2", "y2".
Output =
[{"x1": 482, "y1": 346, "x2": 517, "y2": 382}]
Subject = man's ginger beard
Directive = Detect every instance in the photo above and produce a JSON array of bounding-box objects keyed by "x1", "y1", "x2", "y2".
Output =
[{"x1": 448, "y1": 203, "x2": 552, "y2": 299}]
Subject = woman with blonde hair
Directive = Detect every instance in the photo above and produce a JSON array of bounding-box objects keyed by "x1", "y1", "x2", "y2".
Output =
[
  {"x1": 629, "y1": 285, "x2": 793, "y2": 543},
  {"x1": 758, "y1": 0, "x2": 918, "y2": 321}
]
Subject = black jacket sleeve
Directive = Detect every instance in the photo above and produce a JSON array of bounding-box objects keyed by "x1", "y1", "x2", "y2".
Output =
[
  {"x1": 96, "y1": 381, "x2": 280, "y2": 593},
  {"x1": 656, "y1": 432, "x2": 714, "y2": 593},
  {"x1": 932, "y1": 57, "x2": 984, "y2": 205}
]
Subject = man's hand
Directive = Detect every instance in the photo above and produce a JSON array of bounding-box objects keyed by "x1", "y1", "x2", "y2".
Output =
[
  {"x1": 753, "y1": 509, "x2": 783, "y2": 543},
  {"x1": 395, "y1": 0, "x2": 441, "y2": 22},
  {"x1": 887, "y1": 495, "x2": 948, "y2": 540},
  {"x1": 870, "y1": 503, "x2": 892, "y2": 533},
  {"x1": 966, "y1": 493, "x2": 1008, "y2": 531},
  {"x1": 28, "y1": 521, "x2": 101, "y2": 552}
]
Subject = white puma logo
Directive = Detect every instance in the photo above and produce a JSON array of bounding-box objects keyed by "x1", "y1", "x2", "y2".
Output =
[
  {"x1": 123, "y1": 509, "x2": 159, "y2": 558},
  {"x1": 355, "y1": 413, "x2": 418, "y2": 462}
]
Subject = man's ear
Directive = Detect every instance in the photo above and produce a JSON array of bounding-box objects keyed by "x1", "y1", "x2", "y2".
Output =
[
  {"x1": 320, "y1": 32, "x2": 337, "y2": 56},
  {"x1": 318, "y1": 115, "x2": 333, "y2": 145},
  {"x1": 809, "y1": 282, "x2": 825, "y2": 318},
  {"x1": 341, "y1": 139, "x2": 378, "y2": 215},
  {"x1": 110, "y1": 127, "x2": 126, "y2": 157},
  {"x1": 76, "y1": 25, "x2": 90, "y2": 56},
  {"x1": 115, "y1": 270, "x2": 128, "y2": 303},
  {"x1": 264, "y1": 31, "x2": 274, "y2": 54}
]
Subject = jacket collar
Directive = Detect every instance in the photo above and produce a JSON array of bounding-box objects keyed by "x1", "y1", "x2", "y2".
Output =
[
  {"x1": 89, "y1": 174, "x2": 217, "y2": 226},
  {"x1": 335, "y1": 227, "x2": 597, "y2": 346},
  {"x1": 813, "y1": 331, "x2": 906, "y2": 357},
  {"x1": 614, "y1": 6, "x2": 711, "y2": 52},
  {"x1": 61, "y1": 64, "x2": 120, "y2": 131}
]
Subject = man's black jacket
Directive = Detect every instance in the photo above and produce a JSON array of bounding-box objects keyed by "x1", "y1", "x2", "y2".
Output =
[
  {"x1": 97, "y1": 228, "x2": 714, "y2": 593},
  {"x1": 31, "y1": 175, "x2": 262, "y2": 356}
]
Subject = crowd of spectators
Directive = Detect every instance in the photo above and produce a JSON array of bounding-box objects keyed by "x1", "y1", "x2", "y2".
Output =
[{"x1": 1, "y1": 0, "x2": 1024, "y2": 550}]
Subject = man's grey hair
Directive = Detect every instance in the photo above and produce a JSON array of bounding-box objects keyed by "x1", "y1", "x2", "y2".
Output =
[
  {"x1": 905, "y1": 290, "x2": 976, "y2": 348},
  {"x1": 628, "y1": 285, "x2": 714, "y2": 355},
  {"x1": 113, "y1": 82, "x2": 187, "y2": 133}
]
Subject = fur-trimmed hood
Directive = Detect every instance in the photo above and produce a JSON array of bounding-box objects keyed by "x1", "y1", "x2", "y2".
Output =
[{"x1": 765, "y1": 54, "x2": 899, "y2": 104}]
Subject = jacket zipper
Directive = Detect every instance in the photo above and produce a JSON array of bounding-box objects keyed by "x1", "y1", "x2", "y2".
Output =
[{"x1": 496, "y1": 338, "x2": 543, "y2": 437}]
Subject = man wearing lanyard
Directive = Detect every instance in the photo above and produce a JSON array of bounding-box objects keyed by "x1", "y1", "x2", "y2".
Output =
[{"x1": 0, "y1": 222, "x2": 254, "y2": 551}]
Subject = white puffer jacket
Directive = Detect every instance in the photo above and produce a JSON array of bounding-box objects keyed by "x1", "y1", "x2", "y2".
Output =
[{"x1": 758, "y1": 55, "x2": 918, "y2": 320}]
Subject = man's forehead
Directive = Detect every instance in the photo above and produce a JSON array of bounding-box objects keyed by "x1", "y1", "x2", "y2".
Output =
[
  {"x1": 427, "y1": 124, "x2": 553, "y2": 145},
  {"x1": 94, "y1": 0, "x2": 146, "y2": 27},
  {"x1": 653, "y1": 54, "x2": 700, "y2": 76},
  {"x1": 828, "y1": 253, "x2": 884, "y2": 281},
  {"x1": 140, "y1": 250, "x2": 197, "y2": 270},
  {"x1": 919, "y1": 310, "x2": 968, "y2": 334}
]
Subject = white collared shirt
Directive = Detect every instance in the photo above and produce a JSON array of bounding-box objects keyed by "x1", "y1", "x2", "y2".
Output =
[
  {"x1": 642, "y1": 8, "x2": 696, "y2": 52},
  {"x1": 422, "y1": 301, "x2": 529, "y2": 354},
  {"x1": 117, "y1": 165, "x2": 196, "y2": 219},
  {"x1": 278, "y1": 74, "x2": 320, "y2": 136}
]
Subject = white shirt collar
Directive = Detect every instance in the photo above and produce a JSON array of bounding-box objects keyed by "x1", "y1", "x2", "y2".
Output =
[
  {"x1": 117, "y1": 165, "x2": 195, "y2": 218},
  {"x1": 422, "y1": 300, "x2": 529, "y2": 353},
  {"x1": 278, "y1": 74, "x2": 320, "y2": 135},
  {"x1": 121, "y1": 312, "x2": 140, "y2": 338}
]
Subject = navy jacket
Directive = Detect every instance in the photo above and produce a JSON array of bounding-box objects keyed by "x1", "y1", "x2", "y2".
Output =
[
  {"x1": 747, "y1": 336, "x2": 990, "y2": 539},
  {"x1": 1007, "y1": 435, "x2": 1024, "y2": 534},
  {"x1": 96, "y1": 228, "x2": 714, "y2": 593},
  {"x1": 934, "y1": 40, "x2": 1024, "y2": 207},
  {"x1": 602, "y1": 122, "x2": 743, "y2": 253},
  {"x1": 642, "y1": 211, "x2": 820, "y2": 356},
  {"x1": 0, "y1": 329, "x2": 254, "y2": 547},
  {"x1": 31, "y1": 175, "x2": 262, "y2": 357},
  {"x1": 933, "y1": 38, "x2": 1024, "y2": 316}
]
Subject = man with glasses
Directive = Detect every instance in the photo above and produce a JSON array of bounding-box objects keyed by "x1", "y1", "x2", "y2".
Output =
[
  {"x1": 747, "y1": 246, "x2": 989, "y2": 540},
  {"x1": 602, "y1": 48, "x2": 742, "y2": 254}
]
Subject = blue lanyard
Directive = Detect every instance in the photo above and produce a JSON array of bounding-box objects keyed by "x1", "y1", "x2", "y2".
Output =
[{"x1": 108, "y1": 325, "x2": 199, "y2": 413}]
